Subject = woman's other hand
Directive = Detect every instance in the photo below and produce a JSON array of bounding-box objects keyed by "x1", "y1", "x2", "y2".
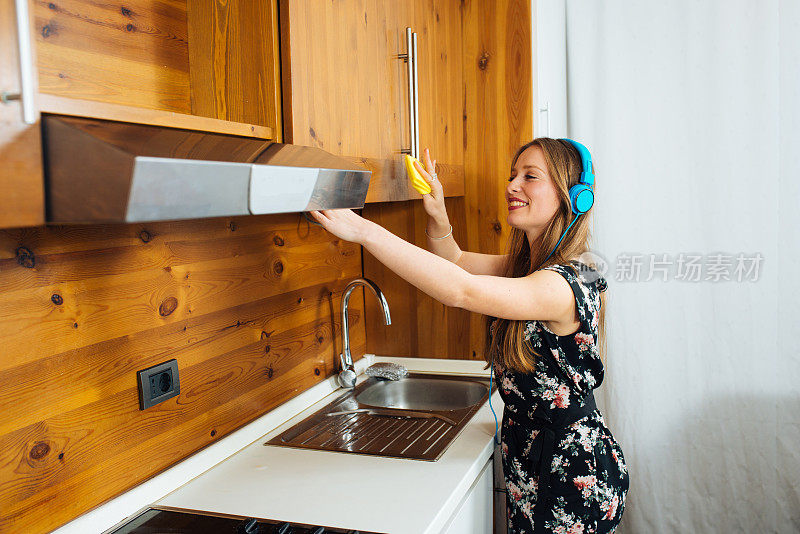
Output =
[
  {"x1": 308, "y1": 209, "x2": 376, "y2": 245},
  {"x1": 414, "y1": 148, "x2": 449, "y2": 225}
]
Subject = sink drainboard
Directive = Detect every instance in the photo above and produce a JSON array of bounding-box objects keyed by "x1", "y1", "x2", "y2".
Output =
[{"x1": 266, "y1": 373, "x2": 493, "y2": 461}]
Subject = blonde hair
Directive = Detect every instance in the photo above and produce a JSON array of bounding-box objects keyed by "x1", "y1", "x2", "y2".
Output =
[{"x1": 483, "y1": 138, "x2": 606, "y2": 373}]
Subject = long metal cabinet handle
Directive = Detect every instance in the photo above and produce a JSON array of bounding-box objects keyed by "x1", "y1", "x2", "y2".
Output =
[
  {"x1": 399, "y1": 27, "x2": 419, "y2": 158},
  {"x1": 411, "y1": 30, "x2": 419, "y2": 159},
  {"x1": 1, "y1": 0, "x2": 38, "y2": 124}
]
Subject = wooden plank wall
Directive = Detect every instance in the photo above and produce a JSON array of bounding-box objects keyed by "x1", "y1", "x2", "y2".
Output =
[
  {"x1": 0, "y1": 214, "x2": 366, "y2": 533},
  {"x1": 363, "y1": 0, "x2": 533, "y2": 360},
  {"x1": 461, "y1": 0, "x2": 534, "y2": 353}
]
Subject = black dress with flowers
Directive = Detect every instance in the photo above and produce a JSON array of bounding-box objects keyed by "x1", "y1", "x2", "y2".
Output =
[{"x1": 495, "y1": 260, "x2": 629, "y2": 533}]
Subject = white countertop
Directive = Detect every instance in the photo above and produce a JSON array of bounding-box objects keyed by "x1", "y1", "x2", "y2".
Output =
[{"x1": 155, "y1": 356, "x2": 502, "y2": 534}]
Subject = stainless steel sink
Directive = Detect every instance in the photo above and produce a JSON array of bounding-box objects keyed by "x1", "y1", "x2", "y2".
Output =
[
  {"x1": 356, "y1": 377, "x2": 488, "y2": 411},
  {"x1": 266, "y1": 373, "x2": 494, "y2": 461}
]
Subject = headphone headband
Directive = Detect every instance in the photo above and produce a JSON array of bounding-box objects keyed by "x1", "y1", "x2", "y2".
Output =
[{"x1": 559, "y1": 138, "x2": 594, "y2": 187}]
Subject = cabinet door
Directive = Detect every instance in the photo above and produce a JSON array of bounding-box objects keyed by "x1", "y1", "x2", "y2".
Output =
[
  {"x1": 280, "y1": 0, "x2": 404, "y2": 195},
  {"x1": 0, "y1": 0, "x2": 44, "y2": 229},
  {"x1": 34, "y1": 0, "x2": 191, "y2": 114},
  {"x1": 187, "y1": 1, "x2": 283, "y2": 136},
  {"x1": 32, "y1": 0, "x2": 280, "y2": 138},
  {"x1": 406, "y1": 0, "x2": 464, "y2": 194},
  {"x1": 442, "y1": 458, "x2": 493, "y2": 534},
  {"x1": 280, "y1": 0, "x2": 464, "y2": 202}
]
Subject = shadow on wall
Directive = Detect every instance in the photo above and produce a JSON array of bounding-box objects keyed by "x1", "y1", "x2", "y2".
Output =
[{"x1": 619, "y1": 394, "x2": 800, "y2": 533}]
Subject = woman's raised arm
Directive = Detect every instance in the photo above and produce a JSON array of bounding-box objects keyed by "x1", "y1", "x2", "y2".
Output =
[
  {"x1": 308, "y1": 208, "x2": 572, "y2": 323},
  {"x1": 426, "y1": 214, "x2": 508, "y2": 275},
  {"x1": 416, "y1": 148, "x2": 508, "y2": 276}
]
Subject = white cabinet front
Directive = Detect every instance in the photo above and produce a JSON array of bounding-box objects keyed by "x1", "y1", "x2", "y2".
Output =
[{"x1": 441, "y1": 459, "x2": 493, "y2": 534}]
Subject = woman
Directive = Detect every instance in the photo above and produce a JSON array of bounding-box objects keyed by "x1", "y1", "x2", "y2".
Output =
[{"x1": 310, "y1": 138, "x2": 629, "y2": 533}]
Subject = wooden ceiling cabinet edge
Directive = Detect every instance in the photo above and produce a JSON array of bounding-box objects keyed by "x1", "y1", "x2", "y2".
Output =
[
  {"x1": 277, "y1": 0, "x2": 296, "y2": 145},
  {"x1": 38, "y1": 94, "x2": 274, "y2": 139}
]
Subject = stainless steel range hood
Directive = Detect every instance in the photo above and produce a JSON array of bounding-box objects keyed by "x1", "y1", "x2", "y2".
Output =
[{"x1": 42, "y1": 115, "x2": 371, "y2": 223}]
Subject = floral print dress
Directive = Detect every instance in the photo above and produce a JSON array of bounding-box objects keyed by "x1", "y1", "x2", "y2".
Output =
[{"x1": 495, "y1": 260, "x2": 629, "y2": 533}]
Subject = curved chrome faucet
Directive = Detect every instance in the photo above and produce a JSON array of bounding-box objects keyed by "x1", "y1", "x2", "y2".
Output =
[{"x1": 338, "y1": 278, "x2": 391, "y2": 389}]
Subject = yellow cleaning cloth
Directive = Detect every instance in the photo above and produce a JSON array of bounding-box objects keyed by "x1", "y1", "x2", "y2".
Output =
[{"x1": 405, "y1": 154, "x2": 432, "y2": 195}]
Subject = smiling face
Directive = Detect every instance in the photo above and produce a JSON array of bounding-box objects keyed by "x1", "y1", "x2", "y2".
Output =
[{"x1": 506, "y1": 145, "x2": 563, "y2": 243}]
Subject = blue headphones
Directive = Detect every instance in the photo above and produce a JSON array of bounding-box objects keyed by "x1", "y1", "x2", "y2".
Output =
[{"x1": 540, "y1": 138, "x2": 595, "y2": 264}]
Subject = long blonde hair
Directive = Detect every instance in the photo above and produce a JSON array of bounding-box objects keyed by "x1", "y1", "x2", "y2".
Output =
[{"x1": 483, "y1": 138, "x2": 606, "y2": 373}]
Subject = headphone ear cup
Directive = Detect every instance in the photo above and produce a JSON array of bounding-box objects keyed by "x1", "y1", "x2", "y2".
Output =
[{"x1": 569, "y1": 184, "x2": 594, "y2": 215}]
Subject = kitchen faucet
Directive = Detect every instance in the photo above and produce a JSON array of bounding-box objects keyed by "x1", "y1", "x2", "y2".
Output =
[{"x1": 338, "y1": 278, "x2": 391, "y2": 389}]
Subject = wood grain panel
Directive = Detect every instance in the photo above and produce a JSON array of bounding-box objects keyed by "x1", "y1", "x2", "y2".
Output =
[
  {"x1": 34, "y1": 0, "x2": 192, "y2": 113},
  {"x1": 0, "y1": 240, "x2": 358, "y2": 371},
  {"x1": 361, "y1": 201, "x2": 418, "y2": 357},
  {"x1": 35, "y1": 0, "x2": 188, "y2": 70},
  {"x1": 0, "y1": 215, "x2": 332, "y2": 259},
  {"x1": 354, "y1": 157, "x2": 464, "y2": 203},
  {"x1": 461, "y1": 0, "x2": 533, "y2": 355},
  {"x1": 362, "y1": 196, "x2": 471, "y2": 360},
  {"x1": 0, "y1": 0, "x2": 44, "y2": 229},
  {"x1": 281, "y1": 0, "x2": 401, "y2": 158},
  {"x1": 0, "y1": 213, "x2": 365, "y2": 534},
  {"x1": 188, "y1": 0, "x2": 282, "y2": 138}
]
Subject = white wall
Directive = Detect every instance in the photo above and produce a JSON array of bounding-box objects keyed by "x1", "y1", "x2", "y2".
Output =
[
  {"x1": 554, "y1": 0, "x2": 799, "y2": 531},
  {"x1": 777, "y1": 0, "x2": 800, "y2": 527},
  {"x1": 532, "y1": 0, "x2": 568, "y2": 138}
]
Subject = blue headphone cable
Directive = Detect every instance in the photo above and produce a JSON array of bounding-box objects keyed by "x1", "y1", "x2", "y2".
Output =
[
  {"x1": 489, "y1": 364, "x2": 500, "y2": 445},
  {"x1": 541, "y1": 213, "x2": 581, "y2": 266}
]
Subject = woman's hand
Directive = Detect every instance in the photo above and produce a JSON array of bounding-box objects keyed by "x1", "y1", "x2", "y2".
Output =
[
  {"x1": 308, "y1": 209, "x2": 376, "y2": 245},
  {"x1": 414, "y1": 148, "x2": 449, "y2": 225}
]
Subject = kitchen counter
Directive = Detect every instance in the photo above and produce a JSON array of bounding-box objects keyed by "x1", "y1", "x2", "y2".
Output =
[
  {"x1": 54, "y1": 355, "x2": 501, "y2": 534},
  {"x1": 155, "y1": 356, "x2": 501, "y2": 534}
]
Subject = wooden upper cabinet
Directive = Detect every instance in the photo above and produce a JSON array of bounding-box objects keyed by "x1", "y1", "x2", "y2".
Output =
[
  {"x1": 32, "y1": 0, "x2": 282, "y2": 139},
  {"x1": 1, "y1": 0, "x2": 283, "y2": 230},
  {"x1": 280, "y1": 0, "x2": 464, "y2": 203},
  {"x1": 0, "y1": 0, "x2": 44, "y2": 229}
]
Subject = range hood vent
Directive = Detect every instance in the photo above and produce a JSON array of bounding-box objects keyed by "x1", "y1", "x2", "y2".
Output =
[{"x1": 42, "y1": 115, "x2": 371, "y2": 223}]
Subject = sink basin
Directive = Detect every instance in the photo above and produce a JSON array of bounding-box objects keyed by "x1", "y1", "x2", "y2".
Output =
[
  {"x1": 356, "y1": 377, "x2": 488, "y2": 411},
  {"x1": 266, "y1": 373, "x2": 494, "y2": 461}
]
